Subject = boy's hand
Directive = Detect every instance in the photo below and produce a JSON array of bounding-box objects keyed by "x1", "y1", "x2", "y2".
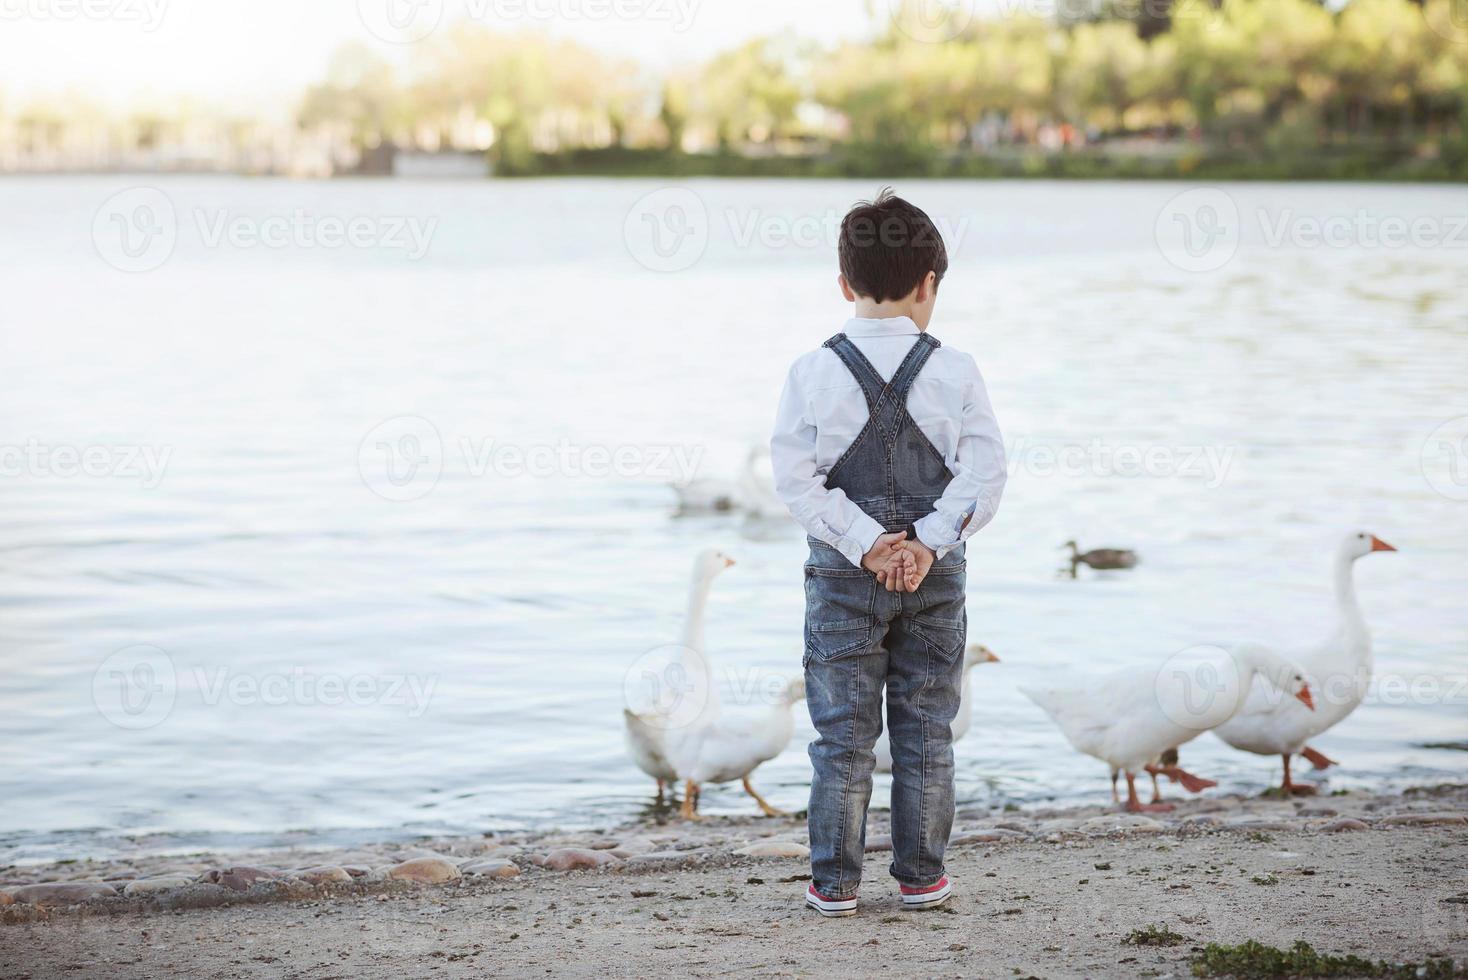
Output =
[
  {"x1": 877, "y1": 548, "x2": 915, "y2": 592},
  {"x1": 861, "y1": 532, "x2": 909, "y2": 585},
  {"x1": 894, "y1": 539, "x2": 936, "y2": 592}
]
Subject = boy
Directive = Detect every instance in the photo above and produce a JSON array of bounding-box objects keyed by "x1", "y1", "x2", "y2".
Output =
[{"x1": 770, "y1": 189, "x2": 1006, "y2": 916}]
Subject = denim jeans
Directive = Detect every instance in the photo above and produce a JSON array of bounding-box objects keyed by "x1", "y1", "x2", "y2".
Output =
[{"x1": 803, "y1": 539, "x2": 966, "y2": 898}]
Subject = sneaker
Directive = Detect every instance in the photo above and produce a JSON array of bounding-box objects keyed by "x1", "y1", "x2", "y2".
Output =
[
  {"x1": 805, "y1": 884, "x2": 858, "y2": 917},
  {"x1": 900, "y1": 875, "x2": 952, "y2": 909}
]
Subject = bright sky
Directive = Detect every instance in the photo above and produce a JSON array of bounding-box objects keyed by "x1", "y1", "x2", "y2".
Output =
[{"x1": 0, "y1": 0, "x2": 889, "y2": 113}]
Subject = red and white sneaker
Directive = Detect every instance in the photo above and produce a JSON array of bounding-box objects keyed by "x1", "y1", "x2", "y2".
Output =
[
  {"x1": 900, "y1": 875, "x2": 952, "y2": 909},
  {"x1": 805, "y1": 884, "x2": 858, "y2": 917}
]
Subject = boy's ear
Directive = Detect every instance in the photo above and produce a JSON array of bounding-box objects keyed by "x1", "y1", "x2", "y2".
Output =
[
  {"x1": 916, "y1": 270, "x2": 937, "y2": 303},
  {"x1": 838, "y1": 274, "x2": 857, "y2": 303}
]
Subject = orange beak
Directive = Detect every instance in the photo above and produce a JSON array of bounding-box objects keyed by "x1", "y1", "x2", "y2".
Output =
[
  {"x1": 1296, "y1": 685, "x2": 1315, "y2": 711},
  {"x1": 985, "y1": 650, "x2": 1000, "y2": 663},
  {"x1": 1369, "y1": 536, "x2": 1396, "y2": 553},
  {"x1": 723, "y1": 557, "x2": 736, "y2": 568}
]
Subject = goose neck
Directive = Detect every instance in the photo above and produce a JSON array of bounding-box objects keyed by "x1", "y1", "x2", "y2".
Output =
[
  {"x1": 1333, "y1": 552, "x2": 1368, "y2": 644},
  {"x1": 680, "y1": 570, "x2": 715, "y2": 652}
]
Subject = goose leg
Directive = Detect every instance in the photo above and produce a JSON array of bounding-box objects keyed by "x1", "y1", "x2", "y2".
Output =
[
  {"x1": 1280, "y1": 754, "x2": 1317, "y2": 795},
  {"x1": 742, "y1": 776, "x2": 787, "y2": 817},
  {"x1": 1148, "y1": 764, "x2": 1218, "y2": 795},
  {"x1": 1163, "y1": 766, "x2": 1217, "y2": 794},
  {"x1": 680, "y1": 780, "x2": 703, "y2": 820},
  {"x1": 1145, "y1": 766, "x2": 1162, "y2": 804},
  {"x1": 1110, "y1": 770, "x2": 1120, "y2": 804},
  {"x1": 1300, "y1": 746, "x2": 1337, "y2": 770},
  {"x1": 655, "y1": 778, "x2": 665, "y2": 803},
  {"x1": 1123, "y1": 772, "x2": 1173, "y2": 813}
]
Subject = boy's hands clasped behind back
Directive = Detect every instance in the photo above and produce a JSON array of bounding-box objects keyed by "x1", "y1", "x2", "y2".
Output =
[{"x1": 860, "y1": 532, "x2": 937, "y2": 593}]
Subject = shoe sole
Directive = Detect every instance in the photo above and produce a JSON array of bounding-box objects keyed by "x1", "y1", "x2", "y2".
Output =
[
  {"x1": 901, "y1": 882, "x2": 952, "y2": 910},
  {"x1": 805, "y1": 897, "x2": 858, "y2": 918}
]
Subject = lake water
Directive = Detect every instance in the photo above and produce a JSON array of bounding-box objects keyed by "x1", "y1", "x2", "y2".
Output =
[{"x1": 1, "y1": 176, "x2": 1465, "y2": 864}]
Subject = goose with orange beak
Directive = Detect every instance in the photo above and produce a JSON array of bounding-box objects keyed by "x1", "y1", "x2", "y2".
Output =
[
  {"x1": 1022, "y1": 643, "x2": 1314, "y2": 813},
  {"x1": 1212, "y1": 531, "x2": 1396, "y2": 794}
]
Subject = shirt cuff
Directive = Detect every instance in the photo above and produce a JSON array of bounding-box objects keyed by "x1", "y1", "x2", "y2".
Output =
[
  {"x1": 914, "y1": 513, "x2": 960, "y2": 559},
  {"x1": 838, "y1": 513, "x2": 887, "y2": 568}
]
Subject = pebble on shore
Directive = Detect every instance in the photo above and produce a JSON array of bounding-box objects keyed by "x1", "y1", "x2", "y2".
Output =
[
  {"x1": 2, "y1": 788, "x2": 1464, "y2": 917},
  {"x1": 386, "y1": 857, "x2": 462, "y2": 884},
  {"x1": 535, "y1": 848, "x2": 620, "y2": 872}
]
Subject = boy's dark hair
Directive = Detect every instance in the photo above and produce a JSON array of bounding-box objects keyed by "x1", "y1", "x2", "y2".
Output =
[{"x1": 838, "y1": 188, "x2": 949, "y2": 303}]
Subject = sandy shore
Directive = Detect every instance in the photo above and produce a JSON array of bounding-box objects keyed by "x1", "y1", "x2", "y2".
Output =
[{"x1": 2, "y1": 785, "x2": 1465, "y2": 978}]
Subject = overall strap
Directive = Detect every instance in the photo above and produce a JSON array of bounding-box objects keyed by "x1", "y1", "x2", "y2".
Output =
[
  {"x1": 822, "y1": 333, "x2": 885, "y2": 414},
  {"x1": 882, "y1": 334, "x2": 941, "y2": 403}
]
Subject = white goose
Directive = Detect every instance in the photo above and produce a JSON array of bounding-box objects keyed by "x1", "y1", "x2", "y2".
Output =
[
  {"x1": 672, "y1": 447, "x2": 781, "y2": 518},
  {"x1": 1211, "y1": 531, "x2": 1396, "y2": 794},
  {"x1": 665, "y1": 676, "x2": 807, "y2": 819},
  {"x1": 874, "y1": 644, "x2": 1000, "y2": 773},
  {"x1": 1021, "y1": 642, "x2": 1315, "y2": 811},
  {"x1": 622, "y1": 549, "x2": 735, "y2": 801}
]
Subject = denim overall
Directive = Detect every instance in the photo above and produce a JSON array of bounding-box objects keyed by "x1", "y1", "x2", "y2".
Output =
[{"x1": 804, "y1": 331, "x2": 968, "y2": 899}]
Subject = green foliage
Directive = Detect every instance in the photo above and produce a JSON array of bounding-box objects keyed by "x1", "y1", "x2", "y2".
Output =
[
  {"x1": 1124, "y1": 924, "x2": 1189, "y2": 947},
  {"x1": 1191, "y1": 940, "x2": 1467, "y2": 979},
  {"x1": 291, "y1": 0, "x2": 1468, "y2": 179}
]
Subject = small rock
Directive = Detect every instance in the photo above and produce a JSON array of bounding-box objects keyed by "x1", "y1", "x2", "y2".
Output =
[
  {"x1": 387, "y1": 857, "x2": 463, "y2": 884},
  {"x1": 587, "y1": 840, "x2": 621, "y2": 850},
  {"x1": 296, "y1": 866, "x2": 353, "y2": 885},
  {"x1": 123, "y1": 876, "x2": 194, "y2": 897},
  {"x1": 460, "y1": 860, "x2": 521, "y2": 879},
  {"x1": 622, "y1": 851, "x2": 702, "y2": 870},
  {"x1": 1378, "y1": 813, "x2": 1467, "y2": 827},
  {"x1": 341, "y1": 865, "x2": 372, "y2": 878},
  {"x1": 1226, "y1": 820, "x2": 1296, "y2": 832},
  {"x1": 950, "y1": 830, "x2": 1026, "y2": 845},
  {"x1": 538, "y1": 848, "x2": 619, "y2": 872},
  {"x1": 864, "y1": 835, "x2": 893, "y2": 852},
  {"x1": 609, "y1": 838, "x2": 658, "y2": 859},
  {"x1": 9, "y1": 882, "x2": 118, "y2": 906},
  {"x1": 1078, "y1": 815, "x2": 1166, "y2": 834},
  {"x1": 1319, "y1": 818, "x2": 1370, "y2": 833},
  {"x1": 734, "y1": 841, "x2": 810, "y2": 859},
  {"x1": 199, "y1": 867, "x2": 277, "y2": 892},
  {"x1": 0, "y1": 891, "x2": 13, "y2": 906},
  {"x1": 1180, "y1": 814, "x2": 1223, "y2": 828}
]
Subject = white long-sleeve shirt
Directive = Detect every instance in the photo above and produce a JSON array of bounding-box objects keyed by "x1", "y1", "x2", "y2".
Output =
[{"x1": 770, "y1": 316, "x2": 1007, "y2": 568}]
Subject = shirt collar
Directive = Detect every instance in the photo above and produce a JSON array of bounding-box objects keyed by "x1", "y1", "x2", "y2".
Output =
[{"x1": 842, "y1": 316, "x2": 920, "y2": 338}]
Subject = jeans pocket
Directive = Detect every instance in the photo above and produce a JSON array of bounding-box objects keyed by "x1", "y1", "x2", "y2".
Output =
[
  {"x1": 910, "y1": 610, "x2": 966, "y2": 662},
  {"x1": 805, "y1": 566, "x2": 876, "y2": 664},
  {"x1": 806, "y1": 616, "x2": 876, "y2": 664}
]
